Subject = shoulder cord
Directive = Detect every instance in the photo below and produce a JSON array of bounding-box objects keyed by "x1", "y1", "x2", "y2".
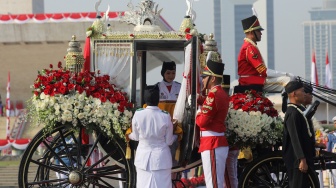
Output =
[
  {"x1": 287, "y1": 104, "x2": 312, "y2": 137},
  {"x1": 244, "y1": 38, "x2": 265, "y2": 65}
]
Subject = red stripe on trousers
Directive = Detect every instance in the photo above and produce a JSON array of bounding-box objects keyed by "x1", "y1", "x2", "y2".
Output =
[{"x1": 210, "y1": 149, "x2": 218, "y2": 188}]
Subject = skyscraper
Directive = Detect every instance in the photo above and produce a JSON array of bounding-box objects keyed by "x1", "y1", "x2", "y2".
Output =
[
  {"x1": 214, "y1": 0, "x2": 222, "y2": 53},
  {"x1": 303, "y1": 0, "x2": 336, "y2": 88}
]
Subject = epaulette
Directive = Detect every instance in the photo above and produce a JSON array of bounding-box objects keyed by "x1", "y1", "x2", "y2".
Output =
[
  {"x1": 209, "y1": 87, "x2": 217, "y2": 93},
  {"x1": 161, "y1": 110, "x2": 169, "y2": 114},
  {"x1": 136, "y1": 108, "x2": 144, "y2": 111},
  {"x1": 175, "y1": 81, "x2": 181, "y2": 85}
]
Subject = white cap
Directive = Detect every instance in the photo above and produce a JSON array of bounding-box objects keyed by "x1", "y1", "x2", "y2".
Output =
[{"x1": 332, "y1": 116, "x2": 336, "y2": 122}]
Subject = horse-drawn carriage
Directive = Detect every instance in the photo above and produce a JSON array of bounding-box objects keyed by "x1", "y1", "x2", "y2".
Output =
[{"x1": 17, "y1": 1, "x2": 336, "y2": 187}]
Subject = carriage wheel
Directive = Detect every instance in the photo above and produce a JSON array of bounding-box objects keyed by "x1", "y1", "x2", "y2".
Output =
[
  {"x1": 18, "y1": 124, "x2": 135, "y2": 188},
  {"x1": 238, "y1": 151, "x2": 319, "y2": 188}
]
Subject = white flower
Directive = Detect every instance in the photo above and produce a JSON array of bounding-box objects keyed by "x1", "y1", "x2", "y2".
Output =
[
  {"x1": 77, "y1": 112, "x2": 85, "y2": 119},
  {"x1": 83, "y1": 105, "x2": 91, "y2": 112},
  {"x1": 40, "y1": 92, "x2": 46, "y2": 100},
  {"x1": 56, "y1": 95, "x2": 65, "y2": 104},
  {"x1": 114, "y1": 110, "x2": 121, "y2": 117},
  {"x1": 38, "y1": 101, "x2": 47, "y2": 110}
]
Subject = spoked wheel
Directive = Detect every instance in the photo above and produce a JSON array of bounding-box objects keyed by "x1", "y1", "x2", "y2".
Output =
[
  {"x1": 18, "y1": 123, "x2": 135, "y2": 188},
  {"x1": 238, "y1": 151, "x2": 319, "y2": 188}
]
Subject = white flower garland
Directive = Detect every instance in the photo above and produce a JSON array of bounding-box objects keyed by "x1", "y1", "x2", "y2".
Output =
[
  {"x1": 226, "y1": 109, "x2": 284, "y2": 147},
  {"x1": 287, "y1": 104, "x2": 312, "y2": 137},
  {"x1": 29, "y1": 92, "x2": 133, "y2": 139}
]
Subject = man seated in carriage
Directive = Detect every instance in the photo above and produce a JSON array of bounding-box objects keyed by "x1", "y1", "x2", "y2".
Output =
[
  {"x1": 235, "y1": 15, "x2": 295, "y2": 162},
  {"x1": 236, "y1": 15, "x2": 294, "y2": 94}
]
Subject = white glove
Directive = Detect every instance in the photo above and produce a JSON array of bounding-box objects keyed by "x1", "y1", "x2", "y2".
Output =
[
  {"x1": 267, "y1": 69, "x2": 287, "y2": 77},
  {"x1": 286, "y1": 73, "x2": 297, "y2": 81},
  {"x1": 187, "y1": 94, "x2": 199, "y2": 106},
  {"x1": 196, "y1": 107, "x2": 201, "y2": 114},
  {"x1": 267, "y1": 69, "x2": 296, "y2": 80}
]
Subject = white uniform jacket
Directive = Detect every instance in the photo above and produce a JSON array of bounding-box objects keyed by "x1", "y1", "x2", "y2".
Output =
[
  {"x1": 129, "y1": 106, "x2": 176, "y2": 170},
  {"x1": 158, "y1": 81, "x2": 181, "y2": 101}
]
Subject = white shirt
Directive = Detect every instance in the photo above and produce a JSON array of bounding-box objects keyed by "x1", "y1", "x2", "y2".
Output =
[
  {"x1": 129, "y1": 106, "x2": 176, "y2": 170},
  {"x1": 158, "y1": 81, "x2": 181, "y2": 101}
]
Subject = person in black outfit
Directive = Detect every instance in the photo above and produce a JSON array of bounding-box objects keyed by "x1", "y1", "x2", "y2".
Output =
[{"x1": 282, "y1": 81, "x2": 317, "y2": 188}]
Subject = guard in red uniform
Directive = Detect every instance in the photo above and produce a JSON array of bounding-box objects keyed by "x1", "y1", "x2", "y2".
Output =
[
  {"x1": 196, "y1": 57, "x2": 229, "y2": 188},
  {"x1": 237, "y1": 15, "x2": 266, "y2": 92}
]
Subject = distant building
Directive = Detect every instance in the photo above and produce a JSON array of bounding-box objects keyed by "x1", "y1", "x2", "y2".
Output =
[
  {"x1": 0, "y1": 0, "x2": 44, "y2": 14},
  {"x1": 213, "y1": 0, "x2": 222, "y2": 53},
  {"x1": 303, "y1": 0, "x2": 336, "y2": 88}
]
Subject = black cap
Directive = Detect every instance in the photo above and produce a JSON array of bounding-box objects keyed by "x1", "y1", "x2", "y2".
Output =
[
  {"x1": 285, "y1": 81, "x2": 304, "y2": 94},
  {"x1": 144, "y1": 84, "x2": 160, "y2": 106},
  {"x1": 304, "y1": 84, "x2": 313, "y2": 94},
  {"x1": 161, "y1": 61, "x2": 176, "y2": 77},
  {"x1": 221, "y1": 75, "x2": 230, "y2": 88},
  {"x1": 241, "y1": 15, "x2": 264, "y2": 33},
  {"x1": 202, "y1": 60, "x2": 224, "y2": 78}
]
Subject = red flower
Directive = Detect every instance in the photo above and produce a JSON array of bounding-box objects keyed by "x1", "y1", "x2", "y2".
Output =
[
  {"x1": 93, "y1": 92, "x2": 101, "y2": 98},
  {"x1": 59, "y1": 86, "x2": 67, "y2": 94},
  {"x1": 229, "y1": 90, "x2": 278, "y2": 117},
  {"x1": 185, "y1": 28, "x2": 191, "y2": 33},
  {"x1": 109, "y1": 97, "x2": 116, "y2": 103},
  {"x1": 76, "y1": 85, "x2": 84, "y2": 94},
  {"x1": 33, "y1": 62, "x2": 134, "y2": 118},
  {"x1": 100, "y1": 96, "x2": 107, "y2": 103},
  {"x1": 58, "y1": 61, "x2": 62, "y2": 68},
  {"x1": 68, "y1": 83, "x2": 75, "y2": 90},
  {"x1": 185, "y1": 33, "x2": 192, "y2": 40},
  {"x1": 49, "y1": 64, "x2": 53, "y2": 69}
]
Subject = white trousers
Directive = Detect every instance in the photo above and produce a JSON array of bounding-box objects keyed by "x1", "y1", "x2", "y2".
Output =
[
  {"x1": 224, "y1": 149, "x2": 239, "y2": 188},
  {"x1": 201, "y1": 146, "x2": 229, "y2": 188}
]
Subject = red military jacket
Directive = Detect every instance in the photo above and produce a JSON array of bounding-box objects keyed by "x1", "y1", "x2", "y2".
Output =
[
  {"x1": 195, "y1": 85, "x2": 229, "y2": 152},
  {"x1": 238, "y1": 38, "x2": 267, "y2": 86}
]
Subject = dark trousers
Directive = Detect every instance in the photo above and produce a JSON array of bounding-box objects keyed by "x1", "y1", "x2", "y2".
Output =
[{"x1": 287, "y1": 168, "x2": 309, "y2": 188}]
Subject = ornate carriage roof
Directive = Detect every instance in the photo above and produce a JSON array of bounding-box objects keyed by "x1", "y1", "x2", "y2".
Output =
[{"x1": 89, "y1": 0, "x2": 186, "y2": 40}]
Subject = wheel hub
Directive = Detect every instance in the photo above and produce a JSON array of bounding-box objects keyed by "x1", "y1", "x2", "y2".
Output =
[{"x1": 68, "y1": 171, "x2": 82, "y2": 185}]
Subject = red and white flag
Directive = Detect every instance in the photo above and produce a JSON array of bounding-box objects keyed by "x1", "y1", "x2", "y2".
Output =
[
  {"x1": 325, "y1": 51, "x2": 332, "y2": 88},
  {"x1": 311, "y1": 50, "x2": 319, "y2": 85},
  {"x1": 6, "y1": 71, "x2": 10, "y2": 140}
]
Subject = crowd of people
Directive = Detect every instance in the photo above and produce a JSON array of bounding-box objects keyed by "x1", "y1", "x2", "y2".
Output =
[{"x1": 125, "y1": 14, "x2": 334, "y2": 188}]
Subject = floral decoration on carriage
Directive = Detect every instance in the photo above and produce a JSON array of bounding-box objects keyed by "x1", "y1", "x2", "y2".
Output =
[
  {"x1": 27, "y1": 36, "x2": 134, "y2": 140},
  {"x1": 226, "y1": 90, "x2": 284, "y2": 149}
]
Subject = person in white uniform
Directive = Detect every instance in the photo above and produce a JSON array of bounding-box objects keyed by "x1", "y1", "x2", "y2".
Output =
[
  {"x1": 158, "y1": 61, "x2": 181, "y2": 101},
  {"x1": 128, "y1": 85, "x2": 177, "y2": 188}
]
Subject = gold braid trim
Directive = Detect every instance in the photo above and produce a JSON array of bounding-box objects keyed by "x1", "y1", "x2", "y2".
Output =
[
  {"x1": 256, "y1": 64, "x2": 266, "y2": 73},
  {"x1": 244, "y1": 19, "x2": 261, "y2": 33},
  {"x1": 287, "y1": 104, "x2": 312, "y2": 137}
]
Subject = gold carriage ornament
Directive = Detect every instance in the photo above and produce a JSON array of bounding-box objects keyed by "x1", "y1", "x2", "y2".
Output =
[
  {"x1": 199, "y1": 33, "x2": 222, "y2": 70},
  {"x1": 119, "y1": 0, "x2": 163, "y2": 32},
  {"x1": 64, "y1": 35, "x2": 85, "y2": 73}
]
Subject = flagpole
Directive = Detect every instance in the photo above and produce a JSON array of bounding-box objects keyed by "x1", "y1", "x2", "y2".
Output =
[
  {"x1": 325, "y1": 49, "x2": 332, "y2": 124},
  {"x1": 6, "y1": 71, "x2": 10, "y2": 140}
]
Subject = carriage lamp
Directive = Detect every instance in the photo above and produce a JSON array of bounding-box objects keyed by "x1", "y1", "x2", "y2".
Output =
[{"x1": 64, "y1": 35, "x2": 85, "y2": 73}]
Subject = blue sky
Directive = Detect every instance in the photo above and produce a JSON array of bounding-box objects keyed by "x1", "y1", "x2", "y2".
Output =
[{"x1": 45, "y1": 0, "x2": 323, "y2": 79}]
